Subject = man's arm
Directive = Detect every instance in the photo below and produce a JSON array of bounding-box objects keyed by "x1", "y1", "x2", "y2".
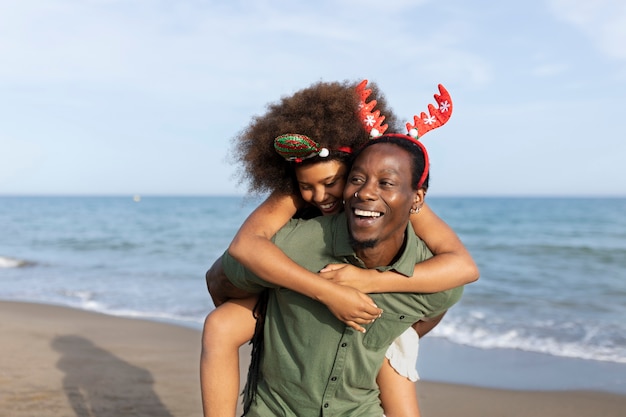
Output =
[
  {"x1": 205, "y1": 257, "x2": 256, "y2": 307},
  {"x1": 412, "y1": 311, "x2": 446, "y2": 337}
]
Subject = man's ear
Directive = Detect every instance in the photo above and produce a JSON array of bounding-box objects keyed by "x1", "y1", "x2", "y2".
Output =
[{"x1": 412, "y1": 189, "x2": 426, "y2": 212}]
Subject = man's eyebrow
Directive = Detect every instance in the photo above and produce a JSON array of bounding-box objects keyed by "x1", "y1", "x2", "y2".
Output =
[{"x1": 350, "y1": 166, "x2": 401, "y2": 176}]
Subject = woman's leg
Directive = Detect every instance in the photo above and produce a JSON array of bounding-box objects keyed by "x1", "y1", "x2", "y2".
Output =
[
  {"x1": 200, "y1": 296, "x2": 258, "y2": 417},
  {"x1": 378, "y1": 313, "x2": 447, "y2": 417},
  {"x1": 377, "y1": 358, "x2": 421, "y2": 417}
]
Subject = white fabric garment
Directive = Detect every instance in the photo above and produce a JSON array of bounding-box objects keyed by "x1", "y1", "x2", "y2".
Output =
[{"x1": 384, "y1": 326, "x2": 420, "y2": 381}]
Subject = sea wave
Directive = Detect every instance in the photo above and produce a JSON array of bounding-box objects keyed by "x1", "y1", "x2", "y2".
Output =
[
  {"x1": 54, "y1": 286, "x2": 626, "y2": 365},
  {"x1": 103, "y1": 308, "x2": 205, "y2": 327},
  {"x1": 8, "y1": 287, "x2": 626, "y2": 365},
  {"x1": 0, "y1": 256, "x2": 33, "y2": 268},
  {"x1": 41, "y1": 237, "x2": 141, "y2": 252},
  {"x1": 476, "y1": 242, "x2": 626, "y2": 262},
  {"x1": 57, "y1": 289, "x2": 206, "y2": 328},
  {"x1": 432, "y1": 311, "x2": 626, "y2": 364},
  {"x1": 60, "y1": 290, "x2": 107, "y2": 311}
]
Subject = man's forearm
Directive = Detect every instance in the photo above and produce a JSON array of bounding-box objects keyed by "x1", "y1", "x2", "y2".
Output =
[{"x1": 206, "y1": 257, "x2": 255, "y2": 306}]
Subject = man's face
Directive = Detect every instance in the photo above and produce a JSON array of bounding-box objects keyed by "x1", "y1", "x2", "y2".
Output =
[{"x1": 343, "y1": 143, "x2": 418, "y2": 257}]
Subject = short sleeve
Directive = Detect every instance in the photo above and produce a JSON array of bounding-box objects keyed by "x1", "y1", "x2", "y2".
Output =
[
  {"x1": 424, "y1": 286, "x2": 464, "y2": 319},
  {"x1": 221, "y1": 251, "x2": 279, "y2": 293}
]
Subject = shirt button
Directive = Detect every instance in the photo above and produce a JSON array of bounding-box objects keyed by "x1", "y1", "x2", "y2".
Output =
[
  {"x1": 331, "y1": 376, "x2": 337, "y2": 381},
  {"x1": 341, "y1": 342, "x2": 347, "y2": 347},
  {"x1": 399, "y1": 315, "x2": 405, "y2": 319},
  {"x1": 324, "y1": 403, "x2": 329, "y2": 408}
]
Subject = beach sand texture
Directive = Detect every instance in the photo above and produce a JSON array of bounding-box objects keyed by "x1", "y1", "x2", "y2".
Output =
[{"x1": 2, "y1": 300, "x2": 626, "y2": 417}]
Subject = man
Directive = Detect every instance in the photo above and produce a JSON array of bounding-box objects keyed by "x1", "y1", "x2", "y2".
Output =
[{"x1": 206, "y1": 135, "x2": 464, "y2": 416}]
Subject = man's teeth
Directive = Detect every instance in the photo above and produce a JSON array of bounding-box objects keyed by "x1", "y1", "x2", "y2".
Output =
[{"x1": 354, "y1": 209, "x2": 381, "y2": 217}]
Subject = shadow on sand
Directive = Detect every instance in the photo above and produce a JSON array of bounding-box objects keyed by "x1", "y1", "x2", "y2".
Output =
[{"x1": 52, "y1": 334, "x2": 174, "y2": 417}]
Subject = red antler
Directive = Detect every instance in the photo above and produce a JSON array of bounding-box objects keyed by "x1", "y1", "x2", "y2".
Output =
[
  {"x1": 406, "y1": 84, "x2": 453, "y2": 139},
  {"x1": 356, "y1": 80, "x2": 388, "y2": 137}
]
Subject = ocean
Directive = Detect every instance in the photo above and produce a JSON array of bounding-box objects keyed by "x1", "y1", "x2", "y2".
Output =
[{"x1": 2, "y1": 196, "x2": 626, "y2": 392}]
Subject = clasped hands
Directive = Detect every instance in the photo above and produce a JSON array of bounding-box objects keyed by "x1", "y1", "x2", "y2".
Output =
[{"x1": 317, "y1": 264, "x2": 383, "y2": 334}]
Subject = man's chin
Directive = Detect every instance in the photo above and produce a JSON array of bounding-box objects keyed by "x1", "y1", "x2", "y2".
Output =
[{"x1": 349, "y1": 235, "x2": 378, "y2": 250}]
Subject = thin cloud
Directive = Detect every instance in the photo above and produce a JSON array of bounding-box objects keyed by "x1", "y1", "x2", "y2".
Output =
[
  {"x1": 549, "y1": 0, "x2": 626, "y2": 60},
  {"x1": 0, "y1": 0, "x2": 477, "y2": 89}
]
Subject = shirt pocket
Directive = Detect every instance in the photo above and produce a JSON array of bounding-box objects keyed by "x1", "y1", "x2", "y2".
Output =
[{"x1": 361, "y1": 311, "x2": 421, "y2": 351}]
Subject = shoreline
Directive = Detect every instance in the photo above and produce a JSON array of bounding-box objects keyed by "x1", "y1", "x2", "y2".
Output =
[
  {"x1": 2, "y1": 300, "x2": 626, "y2": 417},
  {"x1": 418, "y1": 337, "x2": 626, "y2": 395}
]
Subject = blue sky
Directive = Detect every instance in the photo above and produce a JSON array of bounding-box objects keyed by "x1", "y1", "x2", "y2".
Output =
[{"x1": 1, "y1": 0, "x2": 625, "y2": 197}]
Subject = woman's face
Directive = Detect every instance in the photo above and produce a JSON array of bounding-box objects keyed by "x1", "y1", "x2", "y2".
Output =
[{"x1": 295, "y1": 159, "x2": 347, "y2": 215}]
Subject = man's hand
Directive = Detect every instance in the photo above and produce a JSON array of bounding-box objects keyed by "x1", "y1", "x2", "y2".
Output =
[{"x1": 205, "y1": 258, "x2": 254, "y2": 307}]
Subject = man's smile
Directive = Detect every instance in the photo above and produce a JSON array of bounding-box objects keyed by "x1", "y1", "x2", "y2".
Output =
[{"x1": 353, "y1": 208, "x2": 382, "y2": 218}]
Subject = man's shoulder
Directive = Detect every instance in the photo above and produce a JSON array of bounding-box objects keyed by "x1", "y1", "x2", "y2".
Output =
[{"x1": 276, "y1": 212, "x2": 344, "y2": 240}]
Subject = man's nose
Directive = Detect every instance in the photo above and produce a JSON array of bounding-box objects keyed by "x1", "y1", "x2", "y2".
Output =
[{"x1": 356, "y1": 182, "x2": 376, "y2": 200}]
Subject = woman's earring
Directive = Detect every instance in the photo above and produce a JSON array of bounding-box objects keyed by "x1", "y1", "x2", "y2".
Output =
[{"x1": 354, "y1": 192, "x2": 359, "y2": 199}]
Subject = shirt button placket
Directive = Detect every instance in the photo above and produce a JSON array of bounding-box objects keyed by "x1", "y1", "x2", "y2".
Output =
[{"x1": 321, "y1": 333, "x2": 351, "y2": 416}]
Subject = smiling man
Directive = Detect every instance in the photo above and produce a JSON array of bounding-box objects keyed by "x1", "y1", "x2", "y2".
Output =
[{"x1": 206, "y1": 134, "x2": 464, "y2": 417}]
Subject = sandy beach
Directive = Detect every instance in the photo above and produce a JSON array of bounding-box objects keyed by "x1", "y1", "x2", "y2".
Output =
[{"x1": 2, "y1": 300, "x2": 626, "y2": 417}]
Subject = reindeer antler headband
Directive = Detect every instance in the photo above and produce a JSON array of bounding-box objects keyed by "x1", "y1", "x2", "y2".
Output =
[
  {"x1": 358, "y1": 81, "x2": 453, "y2": 188},
  {"x1": 355, "y1": 80, "x2": 388, "y2": 138},
  {"x1": 273, "y1": 81, "x2": 452, "y2": 172}
]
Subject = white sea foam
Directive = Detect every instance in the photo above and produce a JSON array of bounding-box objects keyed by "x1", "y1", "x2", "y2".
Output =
[
  {"x1": 0, "y1": 256, "x2": 30, "y2": 268},
  {"x1": 105, "y1": 308, "x2": 205, "y2": 326},
  {"x1": 432, "y1": 317, "x2": 626, "y2": 364},
  {"x1": 60, "y1": 290, "x2": 106, "y2": 311}
]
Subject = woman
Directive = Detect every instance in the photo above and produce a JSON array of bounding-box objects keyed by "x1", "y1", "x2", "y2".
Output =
[{"x1": 201, "y1": 80, "x2": 479, "y2": 417}]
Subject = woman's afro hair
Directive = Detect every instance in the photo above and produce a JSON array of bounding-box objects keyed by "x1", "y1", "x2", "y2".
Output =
[{"x1": 229, "y1": 79, "x2": 400, "y2": 195}]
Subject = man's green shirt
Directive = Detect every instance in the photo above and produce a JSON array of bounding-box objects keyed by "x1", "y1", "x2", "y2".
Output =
[{"x1": 222, "y1": 212, "x2": 463, "y2": 416}]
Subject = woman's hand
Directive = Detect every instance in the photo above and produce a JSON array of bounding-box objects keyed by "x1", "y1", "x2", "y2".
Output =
[
  {"x1": 317, "y1": 282, "x2": 382, "y2": 333},
  {"x1": 319, "y1": 263, "x2": 380, "y2": 294}
]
